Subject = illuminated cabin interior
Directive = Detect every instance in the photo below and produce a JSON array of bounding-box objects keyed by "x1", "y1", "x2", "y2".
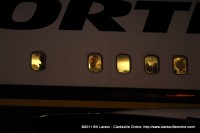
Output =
[
  {"x1": 117, "y1": 54, "x2": 131, "y2": 73},
  {"x1": 31, "y1": 52, "x2": 46, "y2": 71},
  {"x1": 30, "y1": 52, "x2": 188, "y2": 75},
  {"x1": 88, "y1": 53, "x2": 102, "y2": 73},
  {"x1": 144, "y1": 55, "x2": 159, "y2": 74},
  {"x1": 173, "y1": 56, "x2": 187, "y2": 75}
]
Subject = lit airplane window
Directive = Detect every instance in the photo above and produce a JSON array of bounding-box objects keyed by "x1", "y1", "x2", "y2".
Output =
[
  {"x1": 31, "y1": 52, "x2": 46, "y2": 71},
  {"x1": 88, "y1": 54, "x2": 102, "y2": 73},
  {"x1": 145, "y1": 55, "x2": 159, "y2": 74},
  {"x1": 117, "y1": 54, "x2": 131, "y2": 73},
  {"x1": 173, "y1": 56, "x2": 187, "y2": 75}
]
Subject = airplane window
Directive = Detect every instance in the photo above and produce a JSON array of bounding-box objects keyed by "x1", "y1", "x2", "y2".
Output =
[
  {"x1": 145, "y1": 55, "x2": 159, "y2": 74},
  {"x1": 173, "y1": 56, "x2": 187, "y2": 75},
  {"x1": 88, "y1": 54, "x2": 102, "y2": 73},
  {"x1": 31, "y1": 52, "x2": 46, "y2": 71},
  {"x1": 117, "y1": 54, "x2": 131, "y2": 73}
]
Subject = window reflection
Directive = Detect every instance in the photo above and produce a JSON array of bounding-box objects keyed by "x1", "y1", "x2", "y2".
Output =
[
  {"x1": 88, "y1": 54, "x2": 102, "y2": 72},
  {"x1": 173, "y1": 56, "x2": 187, "y2": 75},
  {"x1": 31, "y1": 52, "x2": 46, "y2": 71},
  {"x1": 117, "y1": 54, "x2": 131, "y2": 73},
  {"x1": 145, "y1": 55, "x2": 159, "y2": 74}
]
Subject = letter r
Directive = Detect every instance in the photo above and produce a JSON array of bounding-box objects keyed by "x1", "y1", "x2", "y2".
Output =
[{"x1": 59, "y1": 0, "x2": 132, "y2": 31}]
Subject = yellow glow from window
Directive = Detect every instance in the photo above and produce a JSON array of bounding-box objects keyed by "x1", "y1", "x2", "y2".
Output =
[
  {"x1": 31, "y1": 52, "x2": 45, "y2": 71},
  {"x1": 145, "y1": 56, "x2": 159, "y2": 74},
  {"x1": 173, "y1": 56, "x2": 187, "y2": 75},
  {"x1": 166, "y1": 94, "x2": 194, "y2": 97},
  {"x1": 88, "y1": 54, "x2": 102, "y2": 72},
  {"x1": 117, "y1": 55, "x2": 130, "y2": 73}
]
